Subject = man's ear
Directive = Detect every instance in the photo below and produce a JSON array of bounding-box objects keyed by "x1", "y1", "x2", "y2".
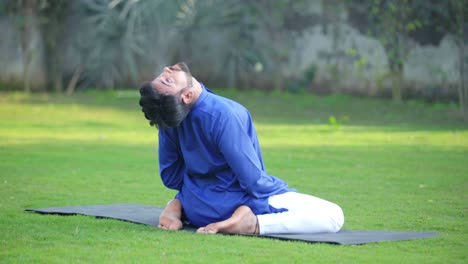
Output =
[{"x1": 181, "y1": 90, "x2": 193, "y2": 104}]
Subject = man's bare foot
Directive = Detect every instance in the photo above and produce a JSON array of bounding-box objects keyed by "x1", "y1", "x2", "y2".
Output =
[
  {"x1": 197, "y1": 205, "x2": 259, "y2": 235},
  {"x1": 158, "y1": 199, "x2": 183, "y2": 230}
]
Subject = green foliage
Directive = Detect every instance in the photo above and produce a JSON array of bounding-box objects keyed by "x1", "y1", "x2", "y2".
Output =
[
  {"x1": 69, "y1": 0, "x2": 312, "y2": 90},
  {"x1": 175, "y1": 0, "x2": 264, "y2": 88},
  {"x1": 327, "y1": 114, "x2": 352, "y2": 131},
  {"x1": 1, "y1": 0, "x2": 72, "y2": 92},
  {"x1": 303, "y1": 64, "x2": 318, "y2": 86},
  {"x1": 347, "y1": 0, "x2": 468, "y2": 106},
  {"x1": 347, "y1": 0, "x2": 432, "y2": 102},
  {"x1": 72, "y1": 0, "x2": 182, "y2": 88},
  {"x1": 328, "y1": 115, "x2": 340, "y2": 130},
  {"x1": 287, "y1": 64, "x2": 317, "y2": 93},
  {"x1": 64, "y1": 0, "x2": 278, "y2": 89}
]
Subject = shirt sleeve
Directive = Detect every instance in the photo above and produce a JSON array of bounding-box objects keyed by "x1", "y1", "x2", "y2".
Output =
[
  {"x1": 158, "y1": 129, "x2": 185, "y2": 191},
  {"x1": 214, "y1": 112, "x2": 287, "y2": 198}
]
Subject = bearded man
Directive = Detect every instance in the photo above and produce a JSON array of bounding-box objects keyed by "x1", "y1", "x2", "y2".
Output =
[{"x1": 139, "y1": 62, "x2": 344, "y2": 234}]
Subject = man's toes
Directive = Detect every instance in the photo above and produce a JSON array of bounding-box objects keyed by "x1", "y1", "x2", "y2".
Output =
[
  {"x1": 158, "y1": 225, "x2": 168, "y2": 229},
  {"x1": 159, "y1": 223, "x2": 181, "y2": 231},
  {"x1": 168, "y1": 222, "x2": 182, "y2": 230},
  {"x1": 169, "y1": 225, "x2": 179, "y2": 230},
  {"x1": 205, "y1": 226, "x2": 218, "y2": 234},
  {"x1": 197, "y1": 225, "x2": 218, "y2": 234}
]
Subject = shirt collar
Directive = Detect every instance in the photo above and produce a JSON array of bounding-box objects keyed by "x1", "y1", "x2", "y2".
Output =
[{"x1": 192, "y1": 82, "x2": 211, "y2": 110}]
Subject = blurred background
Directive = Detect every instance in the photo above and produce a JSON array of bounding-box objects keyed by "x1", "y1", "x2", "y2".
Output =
[{"x1": 0, "y1": 0, "x2": 466, "y2": 117}]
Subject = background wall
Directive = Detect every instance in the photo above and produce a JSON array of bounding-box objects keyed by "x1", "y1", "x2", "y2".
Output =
[{"x1": 0, "y1": 0, "x2": 466, "y2": 103}]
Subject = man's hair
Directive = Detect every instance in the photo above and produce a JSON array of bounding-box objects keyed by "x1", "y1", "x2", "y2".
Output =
[{"x1": 139, "y1": 62, "x2": 193, "y2": 129}]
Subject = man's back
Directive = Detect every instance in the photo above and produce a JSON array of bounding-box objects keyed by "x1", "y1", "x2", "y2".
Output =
[{"x1": 158, "y1": 85, "x2": 291, "y2": 227}]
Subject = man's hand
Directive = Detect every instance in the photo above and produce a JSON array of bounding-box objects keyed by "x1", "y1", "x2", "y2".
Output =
[{"x1": 158, "y1": 199, "x2": 183, "y2": 230}]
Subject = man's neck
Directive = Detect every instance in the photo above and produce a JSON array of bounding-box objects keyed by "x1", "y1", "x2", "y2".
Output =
[{"x1": 191, "y1": 77, "x2": 203, "y2": 103}]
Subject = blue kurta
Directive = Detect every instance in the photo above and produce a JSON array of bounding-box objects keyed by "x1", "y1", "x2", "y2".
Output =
[{"x1": 158, "y1": 84, "x2": 294, "y2": 227}]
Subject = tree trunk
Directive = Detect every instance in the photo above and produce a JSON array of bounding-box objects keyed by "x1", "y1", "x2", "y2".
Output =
[
  {"x1": 392, "y1": 69, "x2": 403, "y2": 103},
  {"x1": 456, "y1": 3, "x2": 467, "y2": 122},
  {"x1": 22, "y1": 49, "x2": 33, "y2": 93},
  {"x1": 458, "y1": 40, "x2": 466, "y2": 120},
  {"x1": 330, "y1": 0, "x2": 342, "y2": 93},
  {"x1": 391, "y1": 34, "x2": 405, "y2": 103},
  {"x1": 48, "y1": 52, "x2": 63, "y2": 93},
  {"x1": 54, "y1": 74, "x2": 63, "y2": 93},
  {"x1": 20, "y1": 0, "x2": 37, "y2": 93},
  {"x1": 66, "y1": 65, "x2": 83, "y2": 95},
  {"x1": 42, "y1": 3, "x2": 69, "y2": 93}
]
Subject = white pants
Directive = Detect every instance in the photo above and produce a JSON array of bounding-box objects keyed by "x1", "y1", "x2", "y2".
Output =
[{"x1": 257, "y1": 192, "x2": 344, "y2": 235}]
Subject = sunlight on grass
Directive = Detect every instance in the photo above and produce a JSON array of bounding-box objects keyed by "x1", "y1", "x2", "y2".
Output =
[
  {"x1": 256, "y1": 124, "x2": 468, "y2": 149},
  {"x1": 2, "y1": 101, "x2": 467, "y2": 149},
  {"x1": 0, "y1": 102, "x2": 156, "y2": 145}
]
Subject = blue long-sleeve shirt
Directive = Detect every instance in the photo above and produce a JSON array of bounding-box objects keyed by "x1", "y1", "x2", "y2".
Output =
[{"x1": 158, "y1": 84, "x2": 294, "y2": 227}]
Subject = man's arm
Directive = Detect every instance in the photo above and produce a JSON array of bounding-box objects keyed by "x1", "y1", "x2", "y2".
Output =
[
  {"x1": 215, "y1": 113, "x2": 288, "y2": 198},
  {"x1": 158, "y1": 129, "x2": 185, "y2": 190}
]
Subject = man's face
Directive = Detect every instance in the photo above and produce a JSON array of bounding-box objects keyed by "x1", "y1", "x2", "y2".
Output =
[
  {"x1": 140, "y1": 62, "x2": 194, "y2": 129},
  {"x1": 151, "y1": 63, "x2": 191, "y2": 95}
]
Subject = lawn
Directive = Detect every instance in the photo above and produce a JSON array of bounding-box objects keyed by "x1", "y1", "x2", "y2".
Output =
[{"x1": 0, "y1": 90, "x2": 467, "y2": 263}]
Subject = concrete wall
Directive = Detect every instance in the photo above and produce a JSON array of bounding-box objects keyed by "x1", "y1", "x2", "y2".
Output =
[{"x1": 292, "y1": 22, "x2": 463, "y2": 97}]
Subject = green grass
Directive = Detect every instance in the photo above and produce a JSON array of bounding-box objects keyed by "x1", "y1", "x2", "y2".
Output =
[{"x1": 0, "y1": 90, "x2": 467, "y2": 263}]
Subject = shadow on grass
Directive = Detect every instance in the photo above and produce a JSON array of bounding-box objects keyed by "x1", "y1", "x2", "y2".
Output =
[{"x1": 1, "y1": 90, "x2": 467, "y2": 132}]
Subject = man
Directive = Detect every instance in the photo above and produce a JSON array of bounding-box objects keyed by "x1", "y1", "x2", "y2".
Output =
[{"x1": 139, "y1": 62, "x2": 344, "y2": 235}]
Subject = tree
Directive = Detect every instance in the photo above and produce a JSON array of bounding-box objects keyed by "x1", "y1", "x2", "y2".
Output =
[
  {"x1": 4, "y1": 0, "x2": 41, "y2": 92},
  {"x1": 174, "y1": 0, "x2": 262, "y2": 89},
  {"x1": 67, "y1": 0, "x2": 183, "y2": 90},
  {"x1": 19, "y1": 0, "x2": 37, "y2": 93},
  {"x1": 438, "y1": 0, "x2": 467, "y2": 121},
  {"x1": 250, "y1": 0, "x2": 311, "y2": 92},
  {"x1": 414, "y1": 0, "x2": 468, "y2": 120},
  {"x1": 366, "y1": 0, "x2": 424, "y2": 103},
  {"x1": 322, "y1": 0, "x2": 345, "y2": 93},
  {"x1": 453, "y1": 1, "x2": 468, "y2": 121},
  {"x1": 39, "y1": 0, "x2": 70, "y2": 92},
  {"x1": 435, "y1": 0, "x2": 468, "y2": 122},
  {"x1": 2, "y1": 0, "x2": 71, "y2": 92}
]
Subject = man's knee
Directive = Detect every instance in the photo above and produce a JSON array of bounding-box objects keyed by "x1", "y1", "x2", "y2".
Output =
[{"x1": 329, "y1": 204, "x2": 344, "y2": 233}]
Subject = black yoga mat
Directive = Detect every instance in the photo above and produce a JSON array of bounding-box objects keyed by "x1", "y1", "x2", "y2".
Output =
[{"x1": 26, "y1": 203, "x2": 438, "y2": 245}]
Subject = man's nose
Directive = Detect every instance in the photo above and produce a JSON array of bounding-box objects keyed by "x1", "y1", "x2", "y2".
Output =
[{"x1": 163, "y1": 66, "x2": 172, "y2": 73}]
